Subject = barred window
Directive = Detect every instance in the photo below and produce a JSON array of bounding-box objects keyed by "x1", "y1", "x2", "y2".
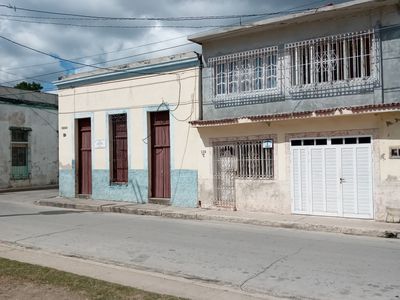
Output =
[
  {"x1": 210, "y1": 46, "x2": 278, "y2": 97},
  {"x1": 110, "y1": 114, "x2": 128, "y2": 183},
  {"x1": 287, "y1": 30, "x2": 374, "y2": 87},
  {"x1": 10, "y1": 128, "x2": 30, "y2": 180},
  {"x1": 213, "y1": 140, "x2": 274, "y2": 180}
]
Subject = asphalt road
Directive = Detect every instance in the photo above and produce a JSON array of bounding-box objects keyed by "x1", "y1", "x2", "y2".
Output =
[{"x1": 0, "y1": 189, "x2": 399, "y2": 300}]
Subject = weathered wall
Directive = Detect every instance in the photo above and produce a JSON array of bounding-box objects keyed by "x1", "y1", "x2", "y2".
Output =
[
  {"x1": 201, "y1": 4, "x2": 400, "y2": 120},
  {"x1": 58, "y1": 65, "x2": 201, "y2": 207},
  {"x1": 196, "y1": 111, "x2": 400, "y2": 220},
  {"x1": 0, "y1": 103, "x2": 58, "y2": 189}
]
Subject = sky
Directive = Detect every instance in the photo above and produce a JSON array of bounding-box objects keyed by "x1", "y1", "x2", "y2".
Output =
[{"x1": 0, "y1": 0, "x2": 349, "y2": 91}]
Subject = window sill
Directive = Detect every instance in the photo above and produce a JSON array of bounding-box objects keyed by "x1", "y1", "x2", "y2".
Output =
[{"x1": 110, "y1": 182, "x2": 128, "y2": 186}]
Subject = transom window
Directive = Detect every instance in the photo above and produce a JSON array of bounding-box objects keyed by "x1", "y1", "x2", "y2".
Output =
[
  {"x1": 286, "y1": 30, "x2": 374, "y2": 87},
  {"x1": 210, "y1": 46, "x2": 278, "y2": 97}
]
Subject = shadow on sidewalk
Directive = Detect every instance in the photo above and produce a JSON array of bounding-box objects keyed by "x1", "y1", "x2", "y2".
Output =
[{"x1": 0, "y1": 210, "x2": 86, "y2": 218}]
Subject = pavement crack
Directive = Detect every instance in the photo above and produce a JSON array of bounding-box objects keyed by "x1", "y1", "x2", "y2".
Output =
[
  {"x1": 13, "y1": 227, "x2": 80, "y2": 243},
  {"x1": 240, "y1": 247, "x2": 303, "y2": 291}
]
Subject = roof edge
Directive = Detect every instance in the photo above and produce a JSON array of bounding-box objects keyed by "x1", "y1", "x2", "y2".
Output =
[
  {"x1": 190, "y1": 103, "x2": 400, "y2": 127},
  {"x1": 188, "y1": 0, "x2": 396, "y2": 44}
]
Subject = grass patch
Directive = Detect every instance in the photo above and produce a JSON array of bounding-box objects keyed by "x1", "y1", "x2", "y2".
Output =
[{"x1": 0, "y1": 257, "x2": 185, "y2": 300}]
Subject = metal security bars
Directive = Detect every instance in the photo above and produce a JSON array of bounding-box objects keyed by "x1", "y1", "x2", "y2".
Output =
[
  {"x1": 213, "y1": 140, "x2": 274, "y2": 208},
  {"x1": 209, "y1": 46, "x2": 280, "y2": 103},
  {"x1": 208, "y1": 29, "x2": 378, "y2": 104},
  {"x1": 286, "y1": 30, "x2": 376, "y2": 89},
  {"x1": 10, "y1": 128, "x2": 30, "y2": 180},
  {"x1": 110, "y1": 114, "x2": 128, "y2": 183},
  {"x1": 237, "y1": 140, "x2": 274, "y2": 179}
]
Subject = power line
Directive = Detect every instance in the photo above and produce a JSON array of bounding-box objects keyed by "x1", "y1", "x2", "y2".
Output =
[
  {"x1": 0, "y1": 17, "x2": 237, "y2": 29},
  {"x1": 0, "y1": 35, "x2": 119, "y2": 73},
  {"x1": 0, "y1": 3, "x2": 304, "y2": 21},
  {"x1": 0, "y1": 39, "x2": 195, "y2": 86},
  {"x1": 2, "y1": 34, "x2": 189, "y2": 71},
  {"x1": 0, "y1": 0, "x2": 351, "y2": 87}
]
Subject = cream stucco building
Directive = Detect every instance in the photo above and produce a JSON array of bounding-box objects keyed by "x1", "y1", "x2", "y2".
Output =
[{"x1": 56, "y1": 52, "x2": 201, "y2": 207}]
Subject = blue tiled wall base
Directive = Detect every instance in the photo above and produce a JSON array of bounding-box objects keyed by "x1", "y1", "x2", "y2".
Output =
[
  {"x1": 92, "y1": 169, "x2": 148, "y2": 203},
  {"x1": 59, "y1": 168, "x2": 198, "y2": 207},
  {"x1": 59, "y1": 169, "x2": 75, "y2": 198},
  {"x1": 170, "y1": 169, "x2": 198, "y2": 208}
]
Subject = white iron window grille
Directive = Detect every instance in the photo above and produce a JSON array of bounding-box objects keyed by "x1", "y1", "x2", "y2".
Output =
[
  {"x1": 286, "y1": 30, "x2": 376, "y2": 89},
  {"x1": 210, "y1": 46, "x2": 279, "y2": 100},
  {"x1": 213, "y1": 139, "x2": 274, "y2": 208}
]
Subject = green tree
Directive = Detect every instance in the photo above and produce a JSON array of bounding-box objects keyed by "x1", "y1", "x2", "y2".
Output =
[{"x1": 13, "y1": 81, "x2": 43, "y2": 91}]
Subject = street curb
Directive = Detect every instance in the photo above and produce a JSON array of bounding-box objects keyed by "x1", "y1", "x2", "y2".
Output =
[
  {"x1": 0, "y1": 185, "x2": 59, "y2": 194},
  {"x1": 36, "y1": 200, "x2": 400, "y2": 239}
]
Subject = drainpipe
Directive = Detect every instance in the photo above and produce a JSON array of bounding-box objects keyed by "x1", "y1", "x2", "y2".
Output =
[
  {"x1": 377, "y1": 21, "x2": 385, "y2": 104},
  {"x1": 195, "y1": 52, "x2": 203, "y2": 120}
]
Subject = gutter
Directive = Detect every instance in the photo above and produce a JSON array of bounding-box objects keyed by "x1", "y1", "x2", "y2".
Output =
[
  {"x1": 195, "y1": 52, "x2": 203, "y2": 120},
  {"x1": 378, "y1": 22, "x2": 385, "y2": 104}
]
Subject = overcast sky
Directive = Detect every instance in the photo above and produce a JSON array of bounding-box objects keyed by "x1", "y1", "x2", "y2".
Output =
[{"x1": 0, "y1": 0, "x2": 349, "y2": 91}]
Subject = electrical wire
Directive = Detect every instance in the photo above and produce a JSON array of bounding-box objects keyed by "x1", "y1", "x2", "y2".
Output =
[
  {"x1": 0, "y1": 17, "x2": 238, "y2": 29},
  {"x1": 0, "y1": 39, "x2": 194, "y2": 86},
  {"x1": 0, "y1": 0, "x2": 373, "y2": 89},
  {"x1": 2, "y1": 34, "x2": 189, "y2": 71},
  {"x1": 0, "y1": 4, "x2": 311, "y2": 21}
]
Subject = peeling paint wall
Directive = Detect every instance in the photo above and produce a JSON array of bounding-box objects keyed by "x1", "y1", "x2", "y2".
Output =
[
  {"x1": 0, "y1": 103, "x2": 58, "y2": 189},
  {"x1": 197, "y1": 112, "x2": 400, "y2": 220}
]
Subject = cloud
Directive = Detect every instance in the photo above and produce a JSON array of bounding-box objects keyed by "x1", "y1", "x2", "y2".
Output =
[{"x1": 0, "y1": 0, "x2": 349, "y2": 90}]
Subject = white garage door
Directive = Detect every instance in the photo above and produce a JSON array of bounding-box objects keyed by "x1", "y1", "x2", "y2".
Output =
[{"x1": 291, "y1": 136, "x2": 373, "y2": 219}]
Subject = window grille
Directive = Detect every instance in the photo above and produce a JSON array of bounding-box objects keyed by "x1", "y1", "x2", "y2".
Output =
[
  {"x1": 213, "y1": 140, "x2": 274, "y2": 180},
  {"x1": 286, "y1": 30, "x2": 375, "y2": 88},
  {"x1": 10, "y1": 128, "x2": 29, "y2": 180},
  {"x1": 210, "y1": 46, "x2": 279, "y2": 100},
  {"x1": 110, "y1": 114, "x2": 128, "y2": 183},
  {"x1": 213, "y1": 139, "x2": 274, "y2": 208}
]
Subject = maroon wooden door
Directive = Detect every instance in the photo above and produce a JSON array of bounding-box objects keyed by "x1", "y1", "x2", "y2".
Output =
[
  {"x1": 78, "y1": 118, "x2": 92, "y2": 195},
  {"x1": 150, "y1": 111, "x2": 170, "y2": 198}
]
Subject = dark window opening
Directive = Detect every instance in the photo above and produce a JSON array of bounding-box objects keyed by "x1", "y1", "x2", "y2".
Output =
[
  {"x1": 345, "y1": 137, "x2": 357, "y2": 144},
  {"x1": 331, "y1": 138, "x2": 343, "y2": 145},
  {"x1": 110, "y1": 114, "x2": 128, "y2": 183},
  {"x1": 316, "y1": 139, "x2": 327, "y2": 145},
  {"x1": 303, "y1": 140, "x2": 315, "y2": 146},
  {"x1": 291, "y1": 140, "x2": 302, "y2": 146},
  {"x1": 358, "y1": 137, "x2": 371, "y2": 144},
  {"x1": 10, "y1": 128, "x2": 30, "y2": 180}
]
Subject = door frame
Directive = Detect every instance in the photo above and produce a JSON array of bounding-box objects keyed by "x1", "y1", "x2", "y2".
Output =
[
  {"x1": 147, "y1": 109, "x2": 172, "y2": 200},
  {"x1": 74, "y1": 114, "x2": 94, "y2": 197},
  {"x1": 289, "y1": 135, "x2": 374, "y2": 219}
]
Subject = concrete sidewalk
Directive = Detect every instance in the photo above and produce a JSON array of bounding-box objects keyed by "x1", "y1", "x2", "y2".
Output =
[
  {"x1": 0, "y1": 242, "x2": 270, "y2": 300},
  {"x1": 36, "y1": 197, "x2": 400, "y2": 239}
]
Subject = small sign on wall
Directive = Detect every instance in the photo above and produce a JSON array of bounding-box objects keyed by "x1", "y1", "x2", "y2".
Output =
[
  {"x1": 262, "y1": 139, "x2": 273, "y2": 149},
  {"x1": 94, "y1": 139, "x2": 106, "y2": 149}
]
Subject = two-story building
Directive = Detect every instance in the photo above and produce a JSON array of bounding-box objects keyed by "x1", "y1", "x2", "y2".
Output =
[
  {"x1": 0, "y1": 86, "x2": 58, "y2": 190},
  {"x1": 55, "y1": 52, "x2": 201, "y2": 207},
  {"x1": 189, "y1": 0, "x2": 400, "y2": 220}
]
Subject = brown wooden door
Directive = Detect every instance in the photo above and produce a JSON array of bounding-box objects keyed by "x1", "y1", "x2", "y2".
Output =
[
  {"x1": 78, "y1": 118, "x2": 92, "y2": 195},
  {"x1": 150, "y1": 111, "x2": 170, "y2": 198}
]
